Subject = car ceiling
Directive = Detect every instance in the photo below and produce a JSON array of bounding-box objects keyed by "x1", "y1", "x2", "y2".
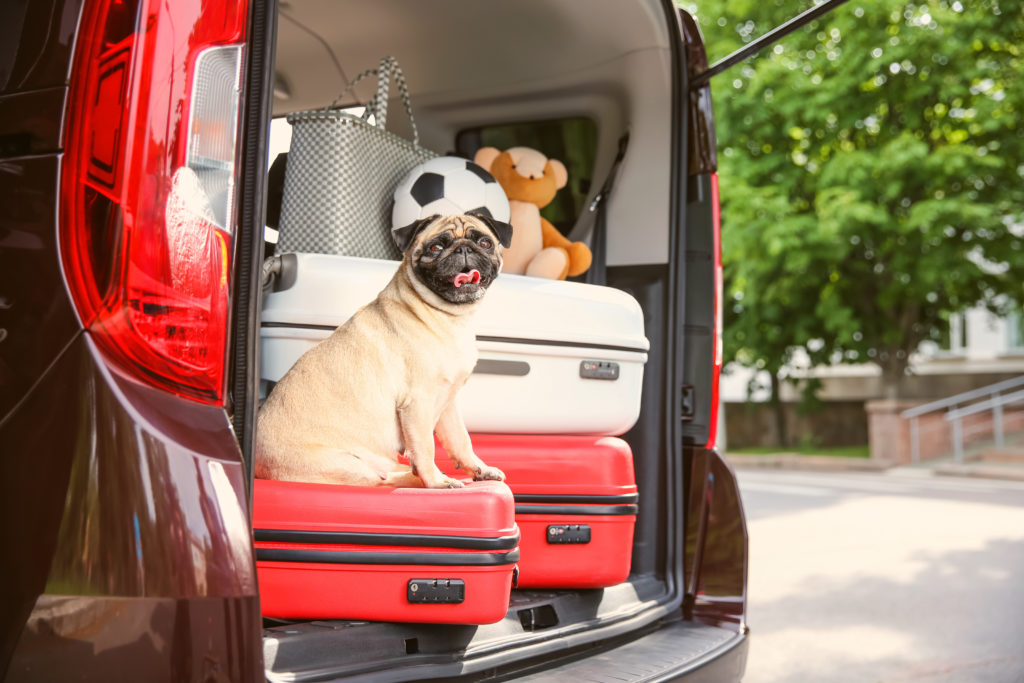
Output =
[{"x1": 273, "y1": 0, "x2": 672, "y2": 115}]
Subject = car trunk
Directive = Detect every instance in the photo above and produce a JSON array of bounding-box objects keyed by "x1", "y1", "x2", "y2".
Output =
[{"x1": 230, "y1": 0, "x2": 745, "y2": 679}]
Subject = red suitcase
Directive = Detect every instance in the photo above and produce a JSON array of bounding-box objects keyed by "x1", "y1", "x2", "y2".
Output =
[
  {"x1": 436, "y1": 435, "x2": 638, "y2": 589},
  {"x1": 252, "y1": 479, "x2": 519, "y2": 624}
]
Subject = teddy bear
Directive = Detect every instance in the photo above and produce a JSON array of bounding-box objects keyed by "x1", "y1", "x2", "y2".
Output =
[{"x1": 473, "y1": 146, "x2": 592, "y2": 280}]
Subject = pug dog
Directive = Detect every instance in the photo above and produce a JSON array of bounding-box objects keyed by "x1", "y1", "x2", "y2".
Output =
[{"x1": 255, "y1": 212, "x2": 512, "y2": 489}]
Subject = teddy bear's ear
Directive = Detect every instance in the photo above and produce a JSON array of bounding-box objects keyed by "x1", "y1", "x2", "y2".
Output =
[
  {"x1": 474, "y1": 147, "x2": 502, "y2": 172},
  {"x1": 549, "y1": 159, "x2": 568, "y2": 190}
]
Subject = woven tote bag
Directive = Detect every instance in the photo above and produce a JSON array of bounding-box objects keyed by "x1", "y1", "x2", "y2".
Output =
[{"x1": 276, "y1": 56, "x2": 437, "y2": 260}]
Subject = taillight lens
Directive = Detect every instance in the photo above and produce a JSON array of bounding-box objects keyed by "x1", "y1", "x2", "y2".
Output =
[
  {"x1": 708, "y1": 172, "x2": 723, "y2": 448},
  {"x1": 61, "y1": 0, "x2": 248, "y2": 403}
]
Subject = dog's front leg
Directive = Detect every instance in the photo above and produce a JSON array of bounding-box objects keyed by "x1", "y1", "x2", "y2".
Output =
[
  {"x1": 398, "y1": 396, "x2": 463, "y2": 489},
  {"x1": 435, "y1": 400, "x2": 506, "y2": 482}
]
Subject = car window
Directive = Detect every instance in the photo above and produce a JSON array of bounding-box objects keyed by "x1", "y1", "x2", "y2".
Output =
[{"x1": 456, "y1": 117, "x2": 597, "y2": 236}]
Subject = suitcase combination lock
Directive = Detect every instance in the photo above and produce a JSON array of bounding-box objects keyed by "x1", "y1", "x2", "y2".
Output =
[
  {"x1": 546, "y1": 524, "x2": 592, "y2": 544},
  {"x1": 580, "y1": 360, "x2": 619, "y2": 380},
  {"x1": 407, "y1": 578, "x2": 466, "y2": 604}
]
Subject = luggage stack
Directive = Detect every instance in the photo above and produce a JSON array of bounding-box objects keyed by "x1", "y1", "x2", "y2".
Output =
[{"x1": 256, "y1": 253, "x2": 649, "y2": 622}]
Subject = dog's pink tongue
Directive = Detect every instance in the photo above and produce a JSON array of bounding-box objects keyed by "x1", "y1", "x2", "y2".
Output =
[{"x1": 452, "y1": 270, "x2": 481, "y2": 288}]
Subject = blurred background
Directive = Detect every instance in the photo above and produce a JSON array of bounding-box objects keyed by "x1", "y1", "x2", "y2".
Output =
[
  {"x1": 679, "y1": 6, "x2": 1024, "y2": 682},
  {"x1": 681, "y1": 0, "x2": 1024, "y2": 467}
]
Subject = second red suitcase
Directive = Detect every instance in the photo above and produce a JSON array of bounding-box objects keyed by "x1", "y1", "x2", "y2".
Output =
[
  {"x1": 437, "y1": 435, "x2": 638, "y2": 589},
  {"x1": 253, "y1": 479, "x2": 519, "y2": 624}
]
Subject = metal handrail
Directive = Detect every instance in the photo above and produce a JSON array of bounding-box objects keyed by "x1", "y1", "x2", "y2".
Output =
[
  {"x1": 944, "y1": 389, "x2": 1024, "y2": 463},
  {"x1": 900, "y1": 374, "x2": 1024, "y2": 463},
  {"x1": 944, "y1": 388, "x2": 1024, "y2": 421},
  {"x1": 901, "y1": 375, "x2": 1024, "y2": 419}
]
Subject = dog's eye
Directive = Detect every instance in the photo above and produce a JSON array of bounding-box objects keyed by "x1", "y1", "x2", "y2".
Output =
[
  {"x1": 477, "y1": 236, "x2": 493, "y2": 250},
  {"x1": 429, "y1": 242, "x2": 443, "y2": 254}
]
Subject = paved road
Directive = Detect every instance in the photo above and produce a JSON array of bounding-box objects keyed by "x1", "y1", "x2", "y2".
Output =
[{"x1": 735, "y1": 468, "x2": 1024, "y2": 683}]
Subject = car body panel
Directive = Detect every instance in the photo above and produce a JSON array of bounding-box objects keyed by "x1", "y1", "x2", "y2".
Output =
[
  {"x1": 0, "y1": 154, "x2": 79, "y2": 420},
  {"x1": 685, "y1": 448, "x2": 748, "y2": 629},
  {"x1": 9, "y1": 595, "x2": 261, "y2": 682},
  {"x1": 0, "y1": 88, "x2": 65, "y2": 157},
  {"x1": 0, "y1": 3, "x2": 79, "y2": 424},
  {"x1": 679, "y1": 9, "x2": 718, "y2": 177},
  {"x1": 0, "y1": 0, "x2": 81, "y2": 95},
  {"x1": 2, "y1": 335, "x2": 262, "y2": 679},
  {"x1": 0, "y1": 328, "x2": 81, "y2": 673}
]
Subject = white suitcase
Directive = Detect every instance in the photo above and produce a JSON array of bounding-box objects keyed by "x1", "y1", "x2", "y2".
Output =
[{"x1": 260, "y1": 254, "x2": 649, "y2": 435}]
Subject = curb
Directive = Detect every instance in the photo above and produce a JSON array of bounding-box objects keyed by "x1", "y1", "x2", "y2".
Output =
[
  {"x1": 724, "y1": 453, "x2": 891, "y2": 472},
  {"x1": 726, "y1": 453, "x2": 1024, "y2": 482},
  {"x1": 933, "y1": 463, "x2": 1024, "y2": 482}
]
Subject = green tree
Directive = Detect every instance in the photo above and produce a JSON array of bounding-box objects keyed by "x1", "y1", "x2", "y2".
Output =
[
  {"x1": 685, "y1": 0, "x2": 1024, "y2": 401},
  {"x1": 720, "y1": 179, "x2": 832, "y2": 445}
]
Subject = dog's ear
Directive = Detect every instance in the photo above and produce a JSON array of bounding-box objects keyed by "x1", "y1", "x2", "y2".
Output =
[
  {"x1": 467, "y1": 210, "x2": 514, "y2": 249},
  {"x1": 392, "y1": 215, "x2": 440, "y2": 253}
]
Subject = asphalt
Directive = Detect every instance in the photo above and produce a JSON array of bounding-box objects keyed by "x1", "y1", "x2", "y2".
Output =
[
  {"x1": 736, "y1": 467, "x2": 1024, "y2": 682},
  {"x1": 724, "y1": 451, "x2": 1024, "y2": 482}
]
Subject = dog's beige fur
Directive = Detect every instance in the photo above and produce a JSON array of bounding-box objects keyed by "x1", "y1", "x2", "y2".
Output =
[{"x1": 254, "y1": 215, "x2": 506, "y2": 488}]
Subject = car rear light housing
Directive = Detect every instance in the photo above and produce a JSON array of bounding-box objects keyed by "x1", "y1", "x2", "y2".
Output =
[{"x1": 60, "y1": 0, "x2": 248, "y2": 403}]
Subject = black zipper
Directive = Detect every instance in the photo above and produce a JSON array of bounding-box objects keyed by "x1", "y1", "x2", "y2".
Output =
[
  {"x1": 256, "y1": 547, "x2": 520, "y2": 566},
  {"x1": 253, "y1": 528, "x2": 519, "y2": 551}
]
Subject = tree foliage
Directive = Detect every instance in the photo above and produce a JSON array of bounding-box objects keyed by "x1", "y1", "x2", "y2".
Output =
[{"x1": 684, "y1": 0, "x2": 1024, "y2": 397}]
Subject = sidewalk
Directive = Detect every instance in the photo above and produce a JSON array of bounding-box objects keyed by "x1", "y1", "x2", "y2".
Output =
[
  {"x1": 724, "y1": 451, "x2": 1024, "y2": 482},
  {"x1": 724, "y1": 452, "x2": 889, "y2": 473}
]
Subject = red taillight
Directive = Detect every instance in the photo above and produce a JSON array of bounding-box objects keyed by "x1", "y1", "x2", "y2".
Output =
[
  {"x1": 707, "y1": 172, "x2": 723, "y2": 448},
  {"x1": 61, "y1": 0, "x2": 248, "y2": 403}
]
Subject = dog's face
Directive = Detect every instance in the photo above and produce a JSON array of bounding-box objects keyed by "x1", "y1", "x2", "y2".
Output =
[{"x1": 394, "y1": 214, "x2": 512, "y2": 304}]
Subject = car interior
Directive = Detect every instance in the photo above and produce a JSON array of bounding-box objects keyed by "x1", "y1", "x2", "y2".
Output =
[{"x1": 255, "y1": 0, "x2": 726, "y2": 679}]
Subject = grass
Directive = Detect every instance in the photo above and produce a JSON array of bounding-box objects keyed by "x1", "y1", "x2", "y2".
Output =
[{"x1": 727, "y1": 444, "x2": 871, "y2": 459}]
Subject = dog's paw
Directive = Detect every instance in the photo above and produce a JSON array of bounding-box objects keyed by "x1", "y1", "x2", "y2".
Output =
[
  {"x1": 473, "y1": 465, "x2": 506, "y2": 482},
  {"x1": 427, "y1": 476, "x2": 465, "y2": 489}
]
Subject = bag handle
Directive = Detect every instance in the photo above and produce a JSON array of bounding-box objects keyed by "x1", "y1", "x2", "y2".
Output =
[{"x1": 326, "y1": 56, "x2": 421, "y2": 146}]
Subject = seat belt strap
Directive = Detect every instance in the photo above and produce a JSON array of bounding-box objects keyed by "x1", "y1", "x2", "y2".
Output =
[{"x1": 583, "y1": 132, "x2": 630, "y2": 285}]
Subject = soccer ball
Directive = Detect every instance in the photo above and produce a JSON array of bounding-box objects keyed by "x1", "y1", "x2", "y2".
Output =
[{"x1": 392, "y1": 156, "x2": 510, "y2": 229}]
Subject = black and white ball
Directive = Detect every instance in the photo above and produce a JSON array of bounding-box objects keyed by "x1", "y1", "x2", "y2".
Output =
[{"x1": 392, "y1": 156, "x2": 510, "y2": 229}]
